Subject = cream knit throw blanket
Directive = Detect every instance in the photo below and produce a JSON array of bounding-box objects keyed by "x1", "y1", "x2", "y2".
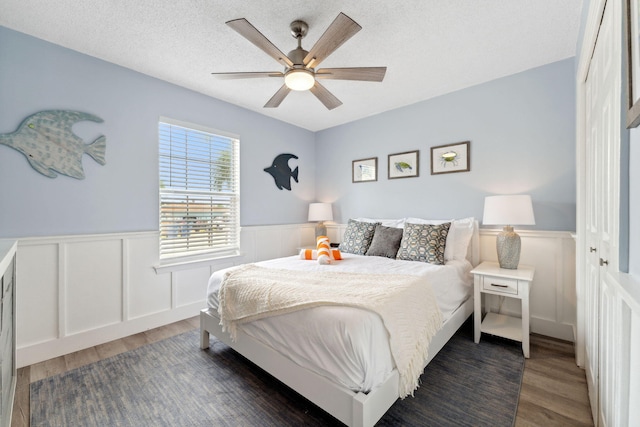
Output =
[{"x1": 218, "y1": 264, "x2": 443, "y2": 398}]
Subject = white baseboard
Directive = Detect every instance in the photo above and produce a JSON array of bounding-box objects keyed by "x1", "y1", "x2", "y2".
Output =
[{"x1": 14, "y1": 223, "x2": 576, "y2": 366}]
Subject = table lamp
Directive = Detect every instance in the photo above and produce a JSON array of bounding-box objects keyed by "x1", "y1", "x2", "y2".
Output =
[
  {"x1": 308, "y1": 203, "x2": 333, "y2": 237},
  {"x1": 482, "y1": 195, "x2": 535, "y2": 269}
]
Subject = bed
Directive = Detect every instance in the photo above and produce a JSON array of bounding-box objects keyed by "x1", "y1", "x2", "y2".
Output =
[{"x1": 200, "y1": 217, "x2": 479, "y2": 427}]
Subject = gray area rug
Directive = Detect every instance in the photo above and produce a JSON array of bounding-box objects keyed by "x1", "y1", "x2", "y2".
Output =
[{"x1": 31, "y1": 318, "x2": 523, "y2": 426}]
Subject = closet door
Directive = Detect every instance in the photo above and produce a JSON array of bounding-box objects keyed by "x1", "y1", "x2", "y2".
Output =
[
  {"x1": 584, "y1": 37, "x2": 600, "y2": 425},
  {"x1": 584, "y1": 0, "x2": 621, "y2": 425}
]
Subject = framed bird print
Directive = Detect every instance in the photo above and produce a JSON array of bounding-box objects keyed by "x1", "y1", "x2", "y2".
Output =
[
  {"x1": 430, "y1": 141, "x2": 470, "y2": 175},
  {"x1": 352, "y1": 157, "x2": 377, "y2": 183},
  {"x1": 388, "y1": 150, "x2": 419, "y2": 179}
]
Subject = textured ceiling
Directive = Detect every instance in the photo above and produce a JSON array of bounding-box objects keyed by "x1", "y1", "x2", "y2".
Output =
[{"x1": 0, "y1": 0, "x2": 583, "y2": 131}]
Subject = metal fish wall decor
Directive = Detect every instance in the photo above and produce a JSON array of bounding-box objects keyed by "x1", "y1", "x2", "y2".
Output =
[
  {"x1": 264, "y1": 153, "x2": 298, "y2": 191},
  {"x1": 0, "y1": 110, "x2": 106, "y2": 179}
]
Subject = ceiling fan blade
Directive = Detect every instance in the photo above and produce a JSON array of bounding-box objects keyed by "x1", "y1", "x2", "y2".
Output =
[
  {"x1": 303, "y1": 13, "x2": 361, "y2": 68},
  {"x1": 211, "y1": 71, "x2": 284, "y2": 79},
  {"x1": 264, "y1": 84, "x2": 292, "y2": 108},
  {"x1": 309, "y1": 81, "x2": 343, "y2": 110},
  {"x1": 315, "y1": 67, "x2": 386, "y2": 82},
  {"x1": 226, "y1": 18, "x2": 294, "y2": 68}
]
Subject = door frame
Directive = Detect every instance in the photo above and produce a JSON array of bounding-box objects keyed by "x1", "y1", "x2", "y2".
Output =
[{"x1": 575, "y1": 0, "x2": 608, "y2": 369}]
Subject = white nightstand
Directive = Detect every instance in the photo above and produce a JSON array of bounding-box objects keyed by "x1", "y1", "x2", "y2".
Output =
[{"x1": 471, "y1": 261, "x2": 535, "y2": 358}]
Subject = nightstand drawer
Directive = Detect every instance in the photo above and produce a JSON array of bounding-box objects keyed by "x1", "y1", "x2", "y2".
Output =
[{"x1": 482, "y1": 276, "x2": 518, "y2": 295}]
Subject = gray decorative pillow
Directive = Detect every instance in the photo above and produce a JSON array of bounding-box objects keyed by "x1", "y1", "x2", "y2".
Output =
[
  {"x1": 339, "y1": 219, "x2": 380, "y2": 255},
  {"x1": 366, "y1": 224, "x2": 404, "y2": 259},
  {"x1": 396, "y1": 222, "x2": 451, "y2": 265}
]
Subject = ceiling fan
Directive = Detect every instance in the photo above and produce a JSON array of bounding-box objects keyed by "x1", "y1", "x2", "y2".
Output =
[{"x1": 212, "y1": 12, "x2": 387, "y2": 110}]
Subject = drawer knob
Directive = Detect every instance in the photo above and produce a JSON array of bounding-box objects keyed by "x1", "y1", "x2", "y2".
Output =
[
  {"x1": 589, "y1": 247, "x2": 597, "y2": 253},
  {"x1": 491, "y1": 283, "x2": 509, "y2": 288},
  {"x1": 599, "y1": 258, "x2": 609, "y2": 266}
]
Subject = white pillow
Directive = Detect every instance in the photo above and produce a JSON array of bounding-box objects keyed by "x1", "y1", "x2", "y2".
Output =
[
  {"x1": 404, "y1": 217, "x2": 475, "y2": 261},
  {"x1": 355, "y1": 218, "x2": 405, "y2": 228},
  {"x1": 449, "y1": 217, "x2": 475, "y2": 261}
]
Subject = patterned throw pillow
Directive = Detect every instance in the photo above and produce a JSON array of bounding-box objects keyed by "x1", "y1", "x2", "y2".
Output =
[
  {"x1": 339, "y1": 219, "x2": 380, "y2": 255},
  {"x1": 396, "y1": 222, "x2": 451, "y2": 264}
]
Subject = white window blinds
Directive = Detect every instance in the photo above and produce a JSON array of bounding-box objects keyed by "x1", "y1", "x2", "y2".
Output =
[{"x1": 159, "y1": 119, "x2": 240, "y2": 260}]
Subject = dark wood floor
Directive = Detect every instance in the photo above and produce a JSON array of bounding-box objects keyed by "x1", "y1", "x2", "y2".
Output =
[{"x1": 11, "y1": 317, "x2": 593, "y2": 426}]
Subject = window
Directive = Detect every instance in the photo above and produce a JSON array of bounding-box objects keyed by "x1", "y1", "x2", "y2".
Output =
[{"x1": 159, "y1": 118, "x2": 240, "y2": 261}]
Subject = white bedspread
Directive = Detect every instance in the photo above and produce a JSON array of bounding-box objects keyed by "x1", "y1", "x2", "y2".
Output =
[
  {"x1": 207, "y1": 253, "x2": 472, "y2": 394},
  {"x1": 218, "y1": 264, "x2": 443, "y2": 397}
]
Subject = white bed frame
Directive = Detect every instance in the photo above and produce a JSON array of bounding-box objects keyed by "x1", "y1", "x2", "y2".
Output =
[
  {"x1": 199, "y1": 221, "x2": 479, "y2": 427},
  {"x1": 200, "y1": 298, "x2": 473, "y2": 427}
]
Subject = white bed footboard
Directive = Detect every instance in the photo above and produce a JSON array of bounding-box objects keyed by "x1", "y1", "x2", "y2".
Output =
[{"x1": 200, "y1": 297, "x2": 473, "y2": 427}]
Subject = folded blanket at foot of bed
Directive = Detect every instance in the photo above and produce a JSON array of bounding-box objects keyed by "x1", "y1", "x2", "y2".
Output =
[{"x1": 218, "y1": 264, "x2": 443, "y2": 397}]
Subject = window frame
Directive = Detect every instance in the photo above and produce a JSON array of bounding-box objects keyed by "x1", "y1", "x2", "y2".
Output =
[{"x1": 158, "y1": 117, "x2": 240, "y2": 264}]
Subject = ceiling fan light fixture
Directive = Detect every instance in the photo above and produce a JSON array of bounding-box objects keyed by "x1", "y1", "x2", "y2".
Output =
[
  {"x1": 284, "y1": 68, "x2": 315, "y2": 91},
  {"x1": 219, "y1": 13, "x2": 384, "y2": 109}
]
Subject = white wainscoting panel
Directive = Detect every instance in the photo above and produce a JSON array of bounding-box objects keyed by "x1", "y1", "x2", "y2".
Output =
[
  {"x1": 327, "y1": 225, "x2": 576, "y2": 341},
  {"x1": 626, "y1": 301, "x2": 640, "y2": 424},
  {"x1": 173, "y1": 267, "x2": 212, "y2": 309},
  {"x1": 126, "y1": 236, "x2": 172, "y2": 320},
  {"x1": 65, "y1": 239, "x2": 123, "y2": 335},
  {"x1": 243, "y1": 224, "x2": 313, "y2": 261},
  {"x1": 16, "y1": 225, "x2": 315, "y2": 367},
  {"x1": 602, "y1": 272, "x2": 640, "y2": 426},
  {"x1": 15, "y1": 223, "x2": 574, "y2": 367},
  {"x1": 478, "y1": 229, "x2": 576, "y2": 341},
  {"x1": 16, "y1": 243, "x2": 59, "y2": 347}
]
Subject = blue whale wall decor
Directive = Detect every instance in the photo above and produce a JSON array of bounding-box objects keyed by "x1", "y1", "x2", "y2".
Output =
[{"x1": 0, "y1": 110, "x2": 106, "y2": 179}]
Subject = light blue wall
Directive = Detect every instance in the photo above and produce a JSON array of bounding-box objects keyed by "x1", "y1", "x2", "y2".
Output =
[
  {"x1": 0, "y1": 26, "x2": 577, "y2": 239},
  {"x1": 315, "y1": 59, "x2": 576, "y2": 231},
  {"x1": 0, "y1": 27, "x2": 316, "y2": 238}
]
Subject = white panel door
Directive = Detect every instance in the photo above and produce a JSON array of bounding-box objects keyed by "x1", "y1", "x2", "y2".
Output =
[
  {"x1": 583, "y1": 0, "x2": 621, "y2": 424},
  {"x1": 584, "y1": 6, "x2": 603, "y2": 420}
]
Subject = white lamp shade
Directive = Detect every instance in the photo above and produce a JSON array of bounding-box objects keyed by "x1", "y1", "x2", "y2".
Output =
[
  {"x1": 482, "y1": 195, "x2": 535, "y2": 226},
  {"x1": 308, "y1": 203, "x2": 333, "y2": 222}
]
